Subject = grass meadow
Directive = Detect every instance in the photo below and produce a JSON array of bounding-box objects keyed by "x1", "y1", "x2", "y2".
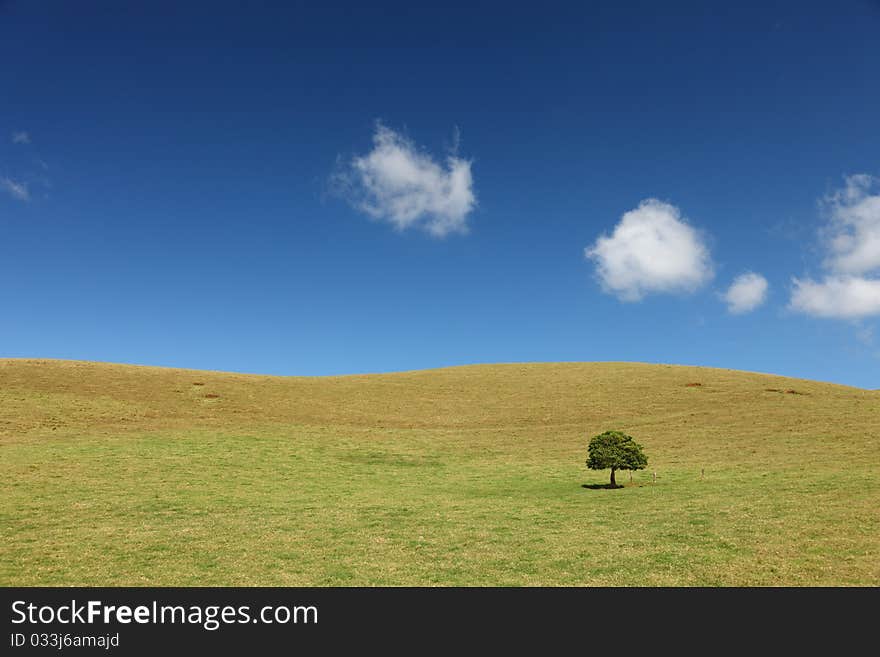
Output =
[{"x1": 1, "y1": 359, "x2": 877, "y2": 586}]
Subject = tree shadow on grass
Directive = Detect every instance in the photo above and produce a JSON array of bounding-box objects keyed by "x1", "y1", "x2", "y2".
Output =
[{"x1": 581, "y1": 483, "x2": 625, "y2": 490}]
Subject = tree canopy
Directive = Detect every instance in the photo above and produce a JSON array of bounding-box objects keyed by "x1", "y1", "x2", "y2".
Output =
[{"x1": 586, "y1": 430, "x2": 648, "y2": 486}]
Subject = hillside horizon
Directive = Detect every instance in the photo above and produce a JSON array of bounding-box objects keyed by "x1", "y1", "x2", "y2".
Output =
[{"x1": 1, "y1": 357, "x2": 874, "y2": 390}]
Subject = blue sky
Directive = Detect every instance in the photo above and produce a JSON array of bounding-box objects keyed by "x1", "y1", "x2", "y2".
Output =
[{"x1": 1, "y1": 0, "x2": 879, "y2": 388}]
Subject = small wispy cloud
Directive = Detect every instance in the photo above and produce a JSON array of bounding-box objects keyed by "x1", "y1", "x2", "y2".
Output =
[
  {"x1": 855, "y1": 324, "x2": 875, "y2": 346},
  {"x1": 333, "y1": 122, "x2": 476, "y2": 238},
  {"x1": 723, "y1": 272, "x2": 768, "y2": 314},
  {"x1": 11, "y1": 131, "x2": 31, "y2": 144},
  {"x1": 0, "y1": 177, "x2": 29, "y2": 201},
  {"x1": 585, "y1": 199, "x2": 713, "y2": 301},
  {"x1": 789, "y1": 174, "x2": 880, "y2": 320}
]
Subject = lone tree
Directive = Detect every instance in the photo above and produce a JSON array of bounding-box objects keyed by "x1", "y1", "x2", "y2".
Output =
[{"x1": 586, "y1": 430, "x2": 648, "y2": 487}]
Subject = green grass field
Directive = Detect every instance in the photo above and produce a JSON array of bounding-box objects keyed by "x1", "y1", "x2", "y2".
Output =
[{"x1": 1, "y1": 359, "x2": 878, "y2": 586}]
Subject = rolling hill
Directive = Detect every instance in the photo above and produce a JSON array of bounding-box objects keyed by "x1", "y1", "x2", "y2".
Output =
[{"x1": 1, "y1": 359, "x2": 878, "y2": 585}]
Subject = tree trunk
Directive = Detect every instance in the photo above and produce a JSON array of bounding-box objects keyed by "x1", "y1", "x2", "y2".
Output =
[{"x1": 610, "y1": 468, "x2": 616, "y2": 487}]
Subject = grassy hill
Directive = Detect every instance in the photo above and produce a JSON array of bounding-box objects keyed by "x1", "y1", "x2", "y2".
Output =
[{"x1": 1, "y1": 358, "x2": 878, "y2": 586}]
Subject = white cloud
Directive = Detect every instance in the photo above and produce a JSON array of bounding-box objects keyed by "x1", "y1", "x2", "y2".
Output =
[
  {"x1": 336, "y1": 123, "x2": 475, "y2": 237},
  {"x1": 790, "y1": 275, "x2": 880, "y2": 319},
  {"x1": 821, "y1": 174, "x2": 880, "y2": 275},
  {"x1": 0, "y1": 177, "x2": 29, "y2": 201},
  {"x1": 789, "y1": 174, "x2": 880, "y2": 320},
  {"x1": 723, "y1": 272, "x2": 768, "y2": 314},
  {"x1": 11, "y1": 131, "x2": 31, "y2": 144},
  {"x1": 585, "y1": 199, "x2": 713, "y2": 301}
]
